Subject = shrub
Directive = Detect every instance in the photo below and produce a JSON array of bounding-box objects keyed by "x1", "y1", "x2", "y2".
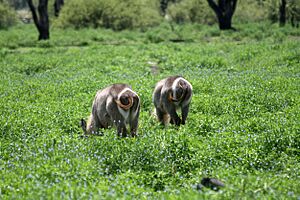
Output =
[
  {"x1": 0, "y1": 2, "x2": 17, "y2": 29},
  {"x1": 55, "y1": 0, "x2": 162, "y2": 30},
  {"x1": 167, "y1": 0, "x2": 215, "y2": 24},
  {"x1": 55, "y1": 0, "x2": 103, "y2": 29},
  {"x1": 234, "y1": 0, "x2": 268, "y2": 23},
  {"x1": 266, "y1": 0, "x2": 300, "y2": 26},
  {"x1": 166, "y1": 0, "x2": 299, "y2": 26}
]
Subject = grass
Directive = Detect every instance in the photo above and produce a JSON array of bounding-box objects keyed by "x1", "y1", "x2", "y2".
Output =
[{"x1": 0, "y1": 22, "x2": 299, "y2": 199}]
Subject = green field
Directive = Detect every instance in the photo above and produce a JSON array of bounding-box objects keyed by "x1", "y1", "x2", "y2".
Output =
[{"x1": 0, "y1": 23, "x2": 299, "y2": 199}]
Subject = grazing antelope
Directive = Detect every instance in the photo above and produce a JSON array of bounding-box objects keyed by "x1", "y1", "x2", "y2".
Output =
[
  {"x1": 153, "y1": 76, "x2": 192, "y2": 126},
  {"x1": 81, "y1": 84, "x2": 140, "y2": 137}
]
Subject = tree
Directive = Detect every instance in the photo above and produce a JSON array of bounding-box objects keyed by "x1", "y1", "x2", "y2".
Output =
[
  {"x1": 160, "y1": 0, "x2": 178, "y2": 16},
  {"x1": 8, "y1": 0, "x2": 27, "y2": 9},
  {"x1": 0, "y1": 2, "x2": 17, "y2": 29},
  {"x1": 54, "y1": 0, "x2": 64, "y2": 17},
  {"x1": 27, "y1": 0, "x2": 49, "y2": 40},
  {"x1": 207, "y1": 0, "x2": 238, "y2": 30},
  {"x1": 160, "y1": 0, "x2": 168, "y2": 15},
  {"x1": 290, "y1": 0, "x2": 299, "y2": 28},
  {"x1": 279, "y1": 0, "x2": 286, "y2": 26}
]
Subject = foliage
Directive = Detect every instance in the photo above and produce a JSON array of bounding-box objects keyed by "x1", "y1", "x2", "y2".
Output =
[
  {"x1": 234, "y1": 0, "x2": 268, "y2": 23},
  {"x1": 55, "y1": 0, "x2": 162, "y2": 30},
  {"x1": 167, "y1": 0, "x2": 216, "y2": 24},
  {"x1": 166, "y1": 0, "x2": 300, "y2": 25},
  {"x1": 4, "y1": 0, "x2": 300, "y2": 30},
  {"x1": 154, "y1": 0, "x2": 279, "y2": 25},
  {"x1": 0, "y1": 2, "x2": 17, "y2": 29},
  {"x1": 266, "y1": 0, "x2": 300, "y2": 26},
  {"x1": 0, "y1": 22, "x2": 300, "y2": 199},
  {"x1": 1, "y1": 22, "x2": 299, "y2": 48},
  {"x1": 5, "y1": 0, "x2": 27, "y2": 9}
]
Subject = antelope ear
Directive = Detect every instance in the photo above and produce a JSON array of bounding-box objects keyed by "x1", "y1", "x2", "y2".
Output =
[
  {"x1": 179, "y1": 81, "x2": 187, "y2": 89},
  {"x1": 168, "y1": 92, "x2": 173, "y2": 102},
  {"x1": 177, "y1": 81, "x2": 181, "y2": 88}
]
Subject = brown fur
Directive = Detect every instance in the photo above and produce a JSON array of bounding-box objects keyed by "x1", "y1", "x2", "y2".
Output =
[
  {"x1": 81, "y1": 84, "x2": 140, "y2": 137},
  {"x1": 152, "y1": 76, "x2": 192, "y2": 126}
]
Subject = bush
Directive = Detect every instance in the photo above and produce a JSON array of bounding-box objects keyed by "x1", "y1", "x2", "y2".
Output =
[
  {"x1": 167, "y1": 0, "x2": 215, "y2": 24},
  {"x1": 234, "y1": 0, "x2": 268, "y2": 23},
  {"x1": 167, "y1": 0, "x2": 300, "y2": 26},
  {"x1": 55, "y1": 0, "x2": 162, "y2": 30},
  {"x1": 0, "y1": 2, "x2": 17, "y2": 29},
  {"x1": 266, "y1": 0, "x2": 300, "y2": 26}
]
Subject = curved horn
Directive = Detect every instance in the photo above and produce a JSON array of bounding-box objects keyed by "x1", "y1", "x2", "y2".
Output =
[
  {"x1": 179, "y1": 82, "x2": 183, "y2": 88},
  {"x1": 178, "y1": 90, "x2": 185, "y2": 100},
  {"x1": 116, "y1": 96, "x2": 133, "y2": 110},
  {"x1": 168, "y1": 92, "x2": 174, "y2": 102},
  {"x1": 169, "y1": 87, "x2": 185, "y2": 102},
  {"x1": 178, "y1": 81, "x2": 185, "y2": 99}
]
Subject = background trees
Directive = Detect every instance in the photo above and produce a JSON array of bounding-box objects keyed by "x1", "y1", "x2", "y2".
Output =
[
  {"x1": 55, "y1": 0, "x2": 162, "y2": 30},
  {"x1": 268, "y1": 0, "x2": 299, "y2": 27},
  {"x1": 279, "y1": 0, "x2": 286, "y2": 26},
  {"x1": 206, "y1": 0, "x2": 237, "y2": 30},
  {"x1": 6, "y1": 0, "x2": 27, "y2": 9},
  {"x1": 0, "y1": 0, "x2": 299, "y2": 35},
  {"x1": 54, "y1": 0, "x2": 64, "y2": 17},
  {"x1": 27, "y1": 0, "x2": 49, "y2": 40},
  {"x1": 0, "y1": 1, "x2": 17, "y2": 29},
  {"x1": 167, "y1": 0, "x2": 215, "y2": 25}
]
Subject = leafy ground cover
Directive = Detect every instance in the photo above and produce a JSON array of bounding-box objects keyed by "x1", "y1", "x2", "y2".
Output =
[{"x1": 0, "y1": 22, "x2": 299, "y2": 199}]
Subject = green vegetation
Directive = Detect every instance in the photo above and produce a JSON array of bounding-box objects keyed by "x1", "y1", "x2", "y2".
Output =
[
  {"x1": 0, "y1": 2, "x2": 17, "y2": 29},
  {"x1": 55, "y1": 0, "x2": 162, "y2": 30},
  {"x1": 159, "y1": 0, "x2": 215, "y2": 24},
  {"x1": 54, "y1": 0, "x2": 300, "y2": 30},
  {"x1": 0, "y1": 22, "x2": 299, "y2": 199},
  {"x1": 267, "y1": 0, "x2": 300, "y2": 24}
]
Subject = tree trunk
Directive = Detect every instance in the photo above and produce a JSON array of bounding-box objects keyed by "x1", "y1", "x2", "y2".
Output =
[
  {"x1": 207, "y1": 0, "x2": 237, "y2": 30},
  {"x1": 160, "y1": 0, "x2": 177, "y2": 16},
  {"x1": 27, "y1": 0, "x2": 49, "y2": 40},
  {"x1": 160, "y1": 0, "x2": 168, "y2": 16},
  {"x1": 218, "y1": 15, "x2": 232, "y2": 30},
  {"x1": 279, "y1": 0, "x2": 286, "y2": 27},
  {"x1": 54, "y1": 0, "x2": 64, "y2": 17},
  {"x1": 38, "y1": 0, "x2": 49, "y2": 40}
]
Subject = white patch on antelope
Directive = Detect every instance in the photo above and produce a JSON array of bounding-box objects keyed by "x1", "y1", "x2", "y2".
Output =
[{"x1": 172, "y1": 77, "x2": 193, "y2": 106}]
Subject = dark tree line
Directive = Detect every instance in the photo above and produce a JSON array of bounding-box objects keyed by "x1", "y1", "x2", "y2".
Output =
[{"x1": 25, "y1": 0, "x2": 297, "y2": 40}]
